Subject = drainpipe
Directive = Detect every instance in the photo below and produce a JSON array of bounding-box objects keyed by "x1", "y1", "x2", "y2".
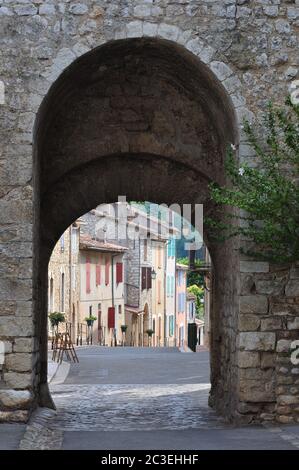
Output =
[{"x1": 111, "y1": 253, "x2": 118, "y2": 346}]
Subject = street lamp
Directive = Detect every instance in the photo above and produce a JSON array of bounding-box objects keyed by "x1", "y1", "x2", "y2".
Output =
[{"x1": 151, "y1": 268, "x2": 157, "y2": 280}]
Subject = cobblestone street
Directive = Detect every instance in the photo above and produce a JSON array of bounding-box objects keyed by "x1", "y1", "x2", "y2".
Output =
[{"x1": 17, "y1": 347, "x2": 299, "y2": 450}]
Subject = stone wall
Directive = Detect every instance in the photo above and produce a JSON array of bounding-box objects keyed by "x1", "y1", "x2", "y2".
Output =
[{"x1": 0, "y1": 0, "x2": 298, "y2": 424}]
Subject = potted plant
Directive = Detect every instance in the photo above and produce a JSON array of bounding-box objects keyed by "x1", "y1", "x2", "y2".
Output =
[
  {"x1": 120, "y1": 325, "x2": 128, "y2": 347},
  {"x1": 49, "y1": 312, "x2": 65, "y2": 350},
  {"x1": 85, "y1": 315, "x2": 97, "y2": 326},
  {"x1": 49, "y1": 312, "x2": 65, "y2": 327},
  {"x1": 146, "y1": 328, "x2": 154, "y2": 347}
]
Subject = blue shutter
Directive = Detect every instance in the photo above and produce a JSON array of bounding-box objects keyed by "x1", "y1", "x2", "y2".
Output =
[{"x1": 172, "y1": 239, "x2": 175, "y2": 257}]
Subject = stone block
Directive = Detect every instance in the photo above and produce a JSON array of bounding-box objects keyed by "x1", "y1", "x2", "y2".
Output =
[
  {"x1": 5, "y1": 353, "x2": 36, "y2": 372},
  {"x1": 261, "y1": 352, "x2": 276, "y2": 369},
  {"x1": 239, "y1": 332, "x2": 276, "y2": 351},
  {"x1": 261, "y1": 317, "x2": 282, "y2": 331},
  {"x1": 277, "y1": 395, "x2": 299, "y2": 406},
  {"x1": 0, "y1": 390, "x2": 32, "y2": 409},
  {"x1": 0, "y1": 317, "x2": 33, "y2": 337},
  {"x1": 3, "y1": 372, "x2": 33, "y2": 389},
  {"x1": 239, "y1": 315, "x2": 260, "y2": 331},
  {"x1": 13, "y1": 337, "x2": 37, "y2": 353},
  {"x1": 287, "y1": 317, "x2": 299, "y2": 330},
  {"x1": 285, "y1": 280, "x2": 299, "y2": 297},
  {"x1": 240, "y1": 261, "x2": 269, "y2": 273},
  {"x1": 276, "y1": 339, "x2": 292, "y2": 353},
  {"x1": 0, "y1": 410, "x2": 29, "y2": 423},
  {"x1": 240, "y1": 295, "x2": 268, "y2": 314},
  {"x1": 238, "y1": 351, "x2": 260, "y2": 368}
]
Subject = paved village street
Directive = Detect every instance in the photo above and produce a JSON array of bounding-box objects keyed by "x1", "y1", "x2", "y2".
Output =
[{"x1": 14, "y1": 348, "x2": 299, "y2": 450}]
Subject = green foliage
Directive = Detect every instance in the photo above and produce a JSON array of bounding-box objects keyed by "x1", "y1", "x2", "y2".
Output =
[
  {"x1": 85, "y1": 316, "x2": 97, "y2": 323},
  {"x1": 188, "y1": 285, "x2": 204, "y2": 319},
  {"x1": 48, "y1": 312, "x2": 65, "y2": 326},
  {"x1": 206, "y1": 98, "x2": 299, "y2": 264},
  {"x1": 146, "y1": 329, "x2": 154, "y2": 337},
  {"x1": 176, "y1": 257, "x2": 204, "y2": 286}
]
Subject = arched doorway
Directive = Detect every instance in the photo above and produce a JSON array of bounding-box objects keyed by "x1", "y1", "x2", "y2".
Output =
[{"x1": 33, "y1": 37, "x2": 239, "y2": 420}]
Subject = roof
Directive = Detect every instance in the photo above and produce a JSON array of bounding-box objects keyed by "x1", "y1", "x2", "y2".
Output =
[
  {"x1": 79, "y1": 234, "x2": 128, "y2": 253},
  {"x1": 125, "y1": 305, "x2": 144, "y2": 315}
]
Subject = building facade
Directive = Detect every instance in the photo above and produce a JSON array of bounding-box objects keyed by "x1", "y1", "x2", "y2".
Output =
[
  {"x1": 48, "y1": 226, "x2": 126, "y2": 345},
  {"x1": 78, "y1": 235, "x2": 126, "y2": 346},
  {"x1": 165, "y1": 237, "x2": 176, "y2": 347},
  {"x1": 151, "y1": 239, "x2": 166, "y2": 347},
  {"x1": 176, "y1": 264, "x2": 188, "y2": 349}
]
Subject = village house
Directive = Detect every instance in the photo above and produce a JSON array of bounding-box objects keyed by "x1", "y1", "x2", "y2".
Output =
[
  {"x1": 78, "y1": 234, "x2": 127, "y2": 346},
  {"x1": 165, "y1": 237, "x2": 176, "y2": 347},
  {"x1": 175, "y1": 264, "x2": 188, "y2": 349},
  {"x1": 48, "y1": 223, "x2": 126, "y2": 345}
]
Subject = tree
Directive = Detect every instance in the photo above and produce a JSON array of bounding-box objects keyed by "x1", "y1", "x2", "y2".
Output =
[
  {"x1": 206, "y1": 98, "x2": 299, "y2": 264},
  {"x1": 176, "y1": 257, "x2": 204, "y2": 287},
  {"x1": 188, "y1": 285, "x2": 204, "y2": 319}
]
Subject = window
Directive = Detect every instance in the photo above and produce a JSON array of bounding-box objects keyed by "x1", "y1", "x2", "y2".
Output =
[
  {"x1": 141, "y1": 267, "x2": 152, "y2": 290},
  {"x1": 72, "y1": 265, "x2": 76, "y2": 290},
  {"x1": 61, "y1": 273, "x2": 65, "y2": 312},
  {"x1": 168, "y1": 238, "x2": 175, "y2": 258},
  {"x1": 96, "y1": 260, "x2": 101, "y2": 286},
  {"x1": 60, "y1": 233, "x2": 65, "y2": 252},
  {"x1": 169, "y1": 315, "x2": 174, "y2": 336},
  {"x1": 157, "y1": 245, "x2": 162, "y2": 268},
  {"x1": 118, "y1": 305, "x2": 122, "y2": 315},
  {"x1": 158, "y1": 280, "x2": 161, "y2": 304},
  {"x1": 116, "y1": 262, "x2": 123, "y2": 284},
  {"x1": 71, "y1": 227, "x2": 77, "y2": 253},
  {"x1": 105, "y1": 257, "x2": 110, "y2": 285},
  {"x1": 108, "y1": 306, "x2": 115, "y2": 329},
  {"x1": 86, "y1": 256, "x2": 91, "y2": 293},
  {"x1": 89, "y1": 305, "x2": 93, "y2": 317},
  {"x1": 49, "y1": 278, "x2": 54, "y2": 312},
  {"x1": 144, "y1": 239, "x2": 148, "y2": 262},
  {"x1": 166, "y1": 276, "x2": 170, "y2": 297}
]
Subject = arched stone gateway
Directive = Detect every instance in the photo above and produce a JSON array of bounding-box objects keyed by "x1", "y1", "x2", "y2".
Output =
[{"x1": 0, "y1": 8, "x2": 298, "y2": 426}]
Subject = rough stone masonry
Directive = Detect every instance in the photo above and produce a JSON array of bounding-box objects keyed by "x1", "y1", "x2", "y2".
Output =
[{"x1": 0, "y1": 0, "x2": 299, "y2": 425}]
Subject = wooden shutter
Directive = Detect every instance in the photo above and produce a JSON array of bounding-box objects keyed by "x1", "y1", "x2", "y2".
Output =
[
  {"x1": 105, "y1": 257, "x2": 110, "y2": 285},
  {"x1": 147, "y1": 267, "x2": 152, "y2": 289},
  {"x1": 141, "y1": 267, "x2": 147, "y2": 290},
  {"x1": 96, "y1": 260, "x2": 101, "y2": 286},
  {"x1": 86, "y1": 256, "x2": 91, "y2": 294},
  {"x1": 158, "y1": 280, "x2": 161, "y2": 304},
  {"x1": 116, "y1": 262, "x2": 123, "y2": 284},
  {"x1": 108, "y1": 307, "x2": 115, "y2": 329}
]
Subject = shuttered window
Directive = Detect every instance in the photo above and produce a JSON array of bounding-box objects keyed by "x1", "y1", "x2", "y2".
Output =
[
  {"x1": 105, "y1": 257, "x2": 110, "y2": 285},
  {"x1": 96, "y1": 261, "x2": 101, "y2": 286},
  {"x1": 116, "y1": 262, "x2": 123, "y2": 284},
  {"x1": 141, "y1": 267, "x2": 152, "y2": 290},
  {"x1": 108, "y1": 307, "x2": 115, "y2": 329},
  {"x1": 158, "y1": 280, "x2": 161, "y2": 304},
  {"x1": 86, "y1": 256, "x2": 91, "y2": 294}
]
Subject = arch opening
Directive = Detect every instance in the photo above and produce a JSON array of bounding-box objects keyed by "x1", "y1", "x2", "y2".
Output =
[{"x1": 33, "y1": 37, "x2": 239, "y2": 421}]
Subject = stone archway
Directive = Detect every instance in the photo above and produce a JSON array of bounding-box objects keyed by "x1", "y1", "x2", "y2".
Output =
[{"x1": 33, "y1": 37, "x2": 241, "y2": 421}]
